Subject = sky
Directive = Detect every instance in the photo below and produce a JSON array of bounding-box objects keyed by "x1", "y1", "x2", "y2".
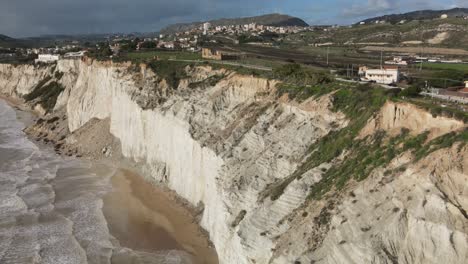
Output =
[{"x1": 1, "y1": 0, "x2": 467, "y2": 38}]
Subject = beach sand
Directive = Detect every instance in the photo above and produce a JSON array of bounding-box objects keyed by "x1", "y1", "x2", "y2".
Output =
[{"x1": 103, "y1": 169, "x2": 219, "y2": 264}]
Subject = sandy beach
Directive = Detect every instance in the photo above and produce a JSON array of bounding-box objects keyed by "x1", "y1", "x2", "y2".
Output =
[
  {"x1": 103, "y1": 169, "x2": 219, "y2": 264},
  {"x1": 0, "y1": 96, "x2": 218, "y2": 264}
]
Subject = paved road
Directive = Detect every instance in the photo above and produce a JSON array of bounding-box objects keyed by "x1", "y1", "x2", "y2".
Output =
[
  {"x1": 421, "y1": 92, "x2": 468, "y2": 104},
  {"x1": 335, "y1": 77, "x2": 399, "y2": 90}
]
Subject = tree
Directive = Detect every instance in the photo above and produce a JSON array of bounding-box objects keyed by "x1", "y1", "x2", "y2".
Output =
[{"x1": 399, "y1": 85, "x2": 421, "y2": 97}]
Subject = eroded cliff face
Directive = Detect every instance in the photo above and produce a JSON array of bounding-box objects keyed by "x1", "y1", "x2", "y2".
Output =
[{"x1": 0, "y1": 59, "x2": 466, "y2": 264}]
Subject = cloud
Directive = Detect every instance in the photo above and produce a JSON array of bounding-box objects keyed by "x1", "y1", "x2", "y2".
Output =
[
  {"x1": 0, "y1": 0, "x2": 461, "y2": 37},
  {"x1": 343, "y1": 0, "x2": 395, "y2": 17},
  {"x1": 0, "y1": 0, "x2": 264, "y2": 37},
  {"x1": 342, "y1": 0, "x2": 450, "y2": 19}
]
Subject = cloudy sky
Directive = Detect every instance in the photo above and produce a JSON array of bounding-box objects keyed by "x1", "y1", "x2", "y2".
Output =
[{"x1": 1, "y1": 0, "x2": 467, "y2": 38}]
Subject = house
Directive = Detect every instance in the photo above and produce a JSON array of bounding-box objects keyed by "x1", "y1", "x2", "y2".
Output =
[
  {"x1": 35, "y1": 54, "x2": 60, "y2": 64},
  {"x1": 63, "y1": 51, "x2": 86, "y2": 59},
  {"x1": 362, "y1": 67, "x2": 400, "y2": 84},
  {"x1": 201, "y1": 47, "x2": 243, "y2": 60},
  {"x1": 385, "y1": 56, "x2": 408, "y2": 66},
  {"x1": 465, "y1": 81, "x2": 468, "y2": 88},
  {"x1": 203, "y1": 22, "x2": 211, "y2": 35}
]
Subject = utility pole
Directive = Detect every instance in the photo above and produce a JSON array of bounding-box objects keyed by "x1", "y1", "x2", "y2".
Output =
[
  {"x1": 326, "y1": 47, "x2": 329, "y2": 66},
  {"x1": 380, "y1": 50, "x2": 383, "y2": 69},
  {"x1": 420, "y1": 51, "x2": 423, "y2": 71},
  {"x1": 419, "y1": 26, "x2": 423, "y2": 71}
]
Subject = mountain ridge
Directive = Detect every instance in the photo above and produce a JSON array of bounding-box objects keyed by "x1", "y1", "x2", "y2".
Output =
[
  {"x1": 359, "y1": 7, "x2": 468, "y2": 24},
  {"x1": 160, "y1": 13, "x2": 309, "y2": 33}
]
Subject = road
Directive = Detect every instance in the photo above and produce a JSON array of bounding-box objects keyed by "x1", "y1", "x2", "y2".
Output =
[
  {"x1": 421, "y1": 92, "x2": 468, "y2": 104},
  {"x1": 335, "y1": 77, "x2": 399, "y2": 89}
]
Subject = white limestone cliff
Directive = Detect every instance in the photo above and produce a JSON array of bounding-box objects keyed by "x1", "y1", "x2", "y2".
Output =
[{"x1": 0, "y1": 59, "x2": 466, "y2": 264}]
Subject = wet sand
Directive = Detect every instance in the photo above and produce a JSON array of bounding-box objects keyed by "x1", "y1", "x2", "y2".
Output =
[
  {"x1": 103, "y1": 169, "x2": 219, "y2": 264},
  {"x1": 0, "y1": 96, "x2": 218, "y2": 263}
]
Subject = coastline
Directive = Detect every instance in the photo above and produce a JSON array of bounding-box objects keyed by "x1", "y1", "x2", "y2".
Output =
[{"x1": 0, "y1": 95, "x2": 219, "y2": 264}]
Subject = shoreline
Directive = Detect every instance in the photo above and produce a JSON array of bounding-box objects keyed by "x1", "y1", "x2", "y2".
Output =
[
  {"x1": 103, "y1": 168, "x2": 218, "y2": 264},
  {"x1": 1, "y1": 95, "x2": 219, "y2": 264}
]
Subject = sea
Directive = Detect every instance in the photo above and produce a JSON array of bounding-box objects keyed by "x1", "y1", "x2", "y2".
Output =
[{"x1": 0, "y1": 99, "x2": 216, "y2": 264}]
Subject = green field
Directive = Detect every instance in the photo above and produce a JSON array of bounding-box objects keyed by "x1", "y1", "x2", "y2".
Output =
[
  {"x1": 125, "y1": 51, "x2": 201, "y2": 61},
  {"x1": 423, "y1": 63, "x2": 468, "y2": 72}
]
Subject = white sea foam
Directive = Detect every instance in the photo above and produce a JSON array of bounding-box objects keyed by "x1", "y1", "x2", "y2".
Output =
[{"x1": 0, "y1": 100, "x2": 193, "y2": 264}]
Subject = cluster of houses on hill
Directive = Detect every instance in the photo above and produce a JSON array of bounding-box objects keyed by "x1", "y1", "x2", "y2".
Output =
[{"x1": 195, "y1": 22, "x2": 308, "y2": 36}]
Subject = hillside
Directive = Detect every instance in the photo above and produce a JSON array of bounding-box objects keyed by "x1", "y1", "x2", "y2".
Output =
[
  {"x1": 160, "y1": 13, "x2": 309, "y2": 33},
  {"x1": 360, "y1": 7, "x2": 468, "y2": 24},
  {"x1": 0, "y1": 34, "x2": 23, "y2": 48},
  {"x1": 0, "y1": 60, "x2": 467, "y2": 264},
  {"x1": 285, "y1": 17, "x2": 468, "y2": 51}
]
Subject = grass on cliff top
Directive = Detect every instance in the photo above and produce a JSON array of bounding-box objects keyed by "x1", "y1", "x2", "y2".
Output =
[
  {"x1": 147, "y1": 60, "x2": 196, "y2": 89},
  {"x1": 125, "y1": 50, "x2": 201, "y2": 62},
  {"x1": 402, "y1": 97, "x2": 468, "y2": 123}
]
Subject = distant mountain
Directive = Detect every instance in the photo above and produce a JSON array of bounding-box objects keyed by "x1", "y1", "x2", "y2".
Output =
[
  {"x1": 0, "y1": 34, "x2": 14, "y2": 41},
  {"x1": 0, "y1": 34, "x2": 29, "y2": 48},
  {"x1": 161, "y1": 13, "x2": 309, "y2": 34},
  {"x1": 359, "y1": 8, "x2": 468, "y2": 24}
]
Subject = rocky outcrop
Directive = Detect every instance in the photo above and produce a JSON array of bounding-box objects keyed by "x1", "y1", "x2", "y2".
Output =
[
  {"x1": 360, "y1": 101, "x2": 465, "y2": 140},
  {"x1": 0, "y1": 59, "x2": 466, "y2": 264}
]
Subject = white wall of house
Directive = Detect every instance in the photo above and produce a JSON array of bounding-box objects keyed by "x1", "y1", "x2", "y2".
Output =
[
  {"x1": 35, "y1": 54, "x2": 60, "y2": 63},
  {"x1": 364, "y1": 69, "x2": 399, "y2": 84}
]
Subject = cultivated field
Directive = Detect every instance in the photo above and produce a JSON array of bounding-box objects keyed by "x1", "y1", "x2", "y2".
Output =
[
  {"x1": 125, "y1": 50, "x2": 201, "y2": 61},
  {"x1": 362, "y1": 46, "x2": 468, "y2": 56}
]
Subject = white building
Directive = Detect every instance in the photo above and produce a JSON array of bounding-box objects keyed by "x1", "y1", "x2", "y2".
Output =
[
  {"x1": 63, "y1": 51, "x2": 86, "y2": 59},
  {"x1": 35, "y1": 54, "x2": 60, "y2": 64},
  {"x1": 441, "y1": 14, "x2": 448, "y2": 19},
  {"x1": 385, "y1": 56, "x2": 408, "y2": 66},
  {"x1": 363, "y1": 68, "x2": 400, "y2": 84},
  {"x1": 203, "y1": 22, "x2": 211, "y2": 35}
]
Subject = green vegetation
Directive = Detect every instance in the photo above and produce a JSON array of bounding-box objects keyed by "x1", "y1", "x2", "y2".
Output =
[
  {"x1": 125, "y1": 50, "x2": 201, "y2": 62},
  {"x1": 404, "y1": 97, "x2": 468, "y2": 123},
  {"x1": 188, "y1": 74, "x2": 225, "y2": 89},
  {"x1": 409, "y1": 68, "x2": 467, "y2": 88},
  {"x1": 424, "y1": 63, "x2": 468, "y2": 72},
  {"x1": 87, "y1": 43, "x2": 113, "y2": 60},
  {"x1": 209, "y1": 62, "x2": 273, "y2": 78},
  {"x1": 399, "y1": 85, "x2": 421, "y2": 97},
  {"x1": 264, "y1": 84, "x2": 389, "y2": 201},
  {"x1": 413, "y1": 129, "x2": 468, "y2": 160},
  {"x1": 273, "y1": 63, "x2": 332, "y2": 86},
  {"x1": 272, "y1": 64, "x2": 335, "y2": 101},
  {"x1": 147, "y1": 60, "x2": 195, "y2": 89},
  {"x1": 308, "y1": 129, "x2": 432, "y2": 199},
  {"x1": 263, "y1": 81, "x2": 467, "y2": 201},
  {"x1": 24, "y1": 77, "x2": 64, "y2": 112}
]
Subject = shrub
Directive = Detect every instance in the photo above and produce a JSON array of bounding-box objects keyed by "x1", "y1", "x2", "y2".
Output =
[
  {"x1": 25, "y1": 80, "x2": 64, "y2": 112},
  {"x1": 148, "y1": 60, "x2": 192, "y2": 89},
  {"x1": 399, "y1": 86, "x2": 421, "y2": 98}
]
